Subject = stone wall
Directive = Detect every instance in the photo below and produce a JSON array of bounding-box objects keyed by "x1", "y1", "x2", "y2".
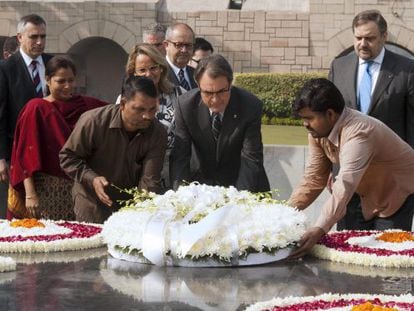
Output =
[
  {"x1": 159, "y1": 11, "x2": 311, "y2": 73},
  {"x1": 0, "y1": 1, "x2": 159, "y2": 102},
  {"x1": 160, "y1": 0, "x2": 414, "y2": 73},
  {"x1": 1, "y1": 1, "x2": 414, "y2": 75},
  {"x1": 0, "y1": 1, "x2": 158, "y2": 55},
  {"x1": 308, "y1": 0, "x2": 414, "y2": 70}
]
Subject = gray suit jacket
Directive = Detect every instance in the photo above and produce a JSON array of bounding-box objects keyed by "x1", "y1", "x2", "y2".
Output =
[
  {"x1": 171, "y1": 86, "x2": 270, "y2": 192},
  {"x1": 329, "y1": 49, "x2": 414, "y2": 148}
]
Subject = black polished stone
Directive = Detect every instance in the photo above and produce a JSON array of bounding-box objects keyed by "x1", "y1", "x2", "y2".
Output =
[{"x1": 0, "y1": 249, "x2": 412, "y2": 310}]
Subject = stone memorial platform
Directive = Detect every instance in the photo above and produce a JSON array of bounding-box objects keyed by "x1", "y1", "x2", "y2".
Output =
[{"x1": 0, "y1": 248, "x2": 412, "y2": 310}]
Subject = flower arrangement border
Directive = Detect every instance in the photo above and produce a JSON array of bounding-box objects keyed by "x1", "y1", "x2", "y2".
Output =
[
  {"x1": 311, "y1": 230, "x2": 414, "y2": 267},
  {"x1": 245, "y1": 293, "x2": 414, "y2": 311},
  {"x1": 0, "y1": 221, "x2": 104, "y2": 253}
]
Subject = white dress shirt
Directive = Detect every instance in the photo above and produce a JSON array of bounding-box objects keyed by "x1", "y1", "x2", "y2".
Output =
[
  {"x1": 20, "y1": 48, "x2": 47, "y2": 96},
  {"x1": 166, "y1": 55, "x2": 191, "y2": 86}
]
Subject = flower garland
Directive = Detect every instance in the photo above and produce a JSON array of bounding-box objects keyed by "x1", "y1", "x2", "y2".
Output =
[
  {"x1": 311, "y1": 230, "x2": 414, "y2": 267},
  {"x1": 102, "y1": 183, "x2": 307, "y2": 265},
  {"x1": 245, "y1": 293, "x2": 414, "y2": 311},
  {"x1": 0, "y1": 220, "x2": 104, "y2": 253}
]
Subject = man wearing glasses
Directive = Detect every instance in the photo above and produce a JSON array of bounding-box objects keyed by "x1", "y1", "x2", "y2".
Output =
[
  {"x1": 188, "y1": 37, "x2": 214, "y2": 69},
  {"x1": 164, "y1": 23, "x2": 198, "y2": 91},
  {"x1": 171, "y1": 54, "x2": 270, "y2": 193}
]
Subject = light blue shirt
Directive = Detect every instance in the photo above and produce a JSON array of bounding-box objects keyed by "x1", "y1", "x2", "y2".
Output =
[{"x1": 357, "y1": 47, "x2": 385, "y2": 96}]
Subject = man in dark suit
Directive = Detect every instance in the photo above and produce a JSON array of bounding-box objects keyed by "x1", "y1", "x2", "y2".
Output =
[
  {"x1": 328, "y1": 9, "x2": 414, "y2": 230},
  {"x1": 0, "y1": 14, "x2": 52, "y2": 217},
  {"x1": 164, "y1": 23, "x2": 198, "y2": 90},
  {"x1": 171, "y1": 54, "x2": 270, "y2": 192}
]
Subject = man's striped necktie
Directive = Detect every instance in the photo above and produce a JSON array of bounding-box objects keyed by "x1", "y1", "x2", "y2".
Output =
[
  {"x1": 178, "y1": 68, "x2": 190, "y2": 91},
  {"x1": 30, "y1": 60, "x2": 43, "y2": 98}
]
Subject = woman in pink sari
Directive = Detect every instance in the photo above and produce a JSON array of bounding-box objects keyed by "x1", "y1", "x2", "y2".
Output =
[{"x1": 9, "y1": 56, "x2": 107, "y2": 220}]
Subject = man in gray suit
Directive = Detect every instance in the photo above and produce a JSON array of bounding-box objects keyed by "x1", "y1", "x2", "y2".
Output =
[
  {"x1": 171, "y1": 54, "x2": 270, "y2": 192},
  {"x1": 329, "y1": 10, "x2": 414, "y2": 230},
  {"x1": 164, "y1": 23, "x2": 198, "y2": 90}
]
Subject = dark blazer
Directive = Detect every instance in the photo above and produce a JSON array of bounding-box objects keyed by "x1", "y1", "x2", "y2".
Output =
[
  {"x1": 0, "y1": 51, "x2": 53, "y2": 159},
  {"x1": 329, "y1": 49, "x2": 414, "y2": 148},
  {"x1": 167, "y1": 65, "x2": 198, "y2": 90},
  {"x1": 171, "y1": 86, "x2": 270, "y2": 192}
]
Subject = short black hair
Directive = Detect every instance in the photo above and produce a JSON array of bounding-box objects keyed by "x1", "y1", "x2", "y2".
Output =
[
  {"x1": 194, "y1": 54, "x2": 233, "y2": 84},
  {"x1": 292, "y1": 78, "x2": 345, "y2": 115},
  {"x1": 194, "y1": 37, "x2": 213, "y2": 53},
  {"x1": 46, "y1": 56, "x2": 77, "y2": 77},
  {"x1": 121, "y1": 76, "x2": 158, "y2": 101}
]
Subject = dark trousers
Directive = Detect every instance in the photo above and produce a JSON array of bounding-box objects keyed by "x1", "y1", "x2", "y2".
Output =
[{"x1": 337, "y1": 193, "x2": 414, "y2": 231}]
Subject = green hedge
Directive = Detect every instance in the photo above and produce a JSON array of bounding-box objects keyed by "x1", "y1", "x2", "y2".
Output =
[
  {"x1": 234, "y1": 72, "x2": 328, "y2": 120},
  {"x1": 261, "y1": 116, "x2": 303, "y2": 126}
]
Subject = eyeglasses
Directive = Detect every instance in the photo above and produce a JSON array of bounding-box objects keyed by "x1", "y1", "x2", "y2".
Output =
[
  {"x1": 191, "y1": 58, "x2": 200, "y2": 64},
  {"x1": 167, "y1": 40, "x2": 194, "y2": 50},
  {"x1": 200, "y1": 87, "x2": 231, "y2": 99},
  {"x1": 135, "y1": 64, "x2": 161, "y2": 76}
]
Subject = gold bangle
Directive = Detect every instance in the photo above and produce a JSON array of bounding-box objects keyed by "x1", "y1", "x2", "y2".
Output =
[{"x1": 25, "y1": 195, "x2": 37, "y2": 199}]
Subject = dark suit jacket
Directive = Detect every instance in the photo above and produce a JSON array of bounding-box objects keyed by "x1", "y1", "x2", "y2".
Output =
[
  {"x1": 0, "y1": 51, "x2": 53, "y2": 159},
  {"x1": 171, "y1": 86, "x2": 270, "y2": 192},
  {"x1": 329, "y1": 49, "x2": 414, "y2": 148},
  {"x1": 167, "y1": 65, "x2": 198, "y2": 90}
]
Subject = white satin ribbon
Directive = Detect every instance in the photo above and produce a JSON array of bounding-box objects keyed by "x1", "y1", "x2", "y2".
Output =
[
  {"x1": 142, "y1": 205, "x2": 240, "y2": 265},
  {"x1": 178, "y1": 205, "x2": 236, "y2": 258},
  {"x1": 142, "y1": 212, "x2": 173, "y2": 265}
]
